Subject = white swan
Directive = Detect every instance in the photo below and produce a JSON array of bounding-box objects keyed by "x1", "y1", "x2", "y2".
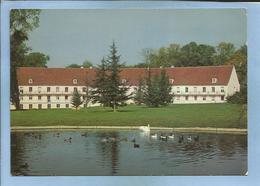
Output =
[
  {"x1": 151, "y1": 134, "x2": 158, "y2": 138},
  {"x1": 139, "y1": 124, "x2": 150, "y2": 132}
]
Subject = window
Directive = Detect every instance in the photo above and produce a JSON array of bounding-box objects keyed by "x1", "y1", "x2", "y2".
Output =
[
  {"x1": 221, "y1": 87, "x2": 225, "y2": 93},
  {"x1": 29, "y1": 104, "x2": 32, "y2": 109},
  {"x1": 20, "y1": 104, "x2": 23, "y2": 109},
  {"x1": 38, "y1": 104, "x2": 42, "y2": 109},
  {"x1": 194, "y1": 96, "x2": 197, "y2": 101},
  {"x1": 169, "y1": 79, "x2": 174, "y2": 84},
  {"x1": 176, "y1": 96, "x2": 180, "y2": 101},
  {"x1": 185, "y1": 87, "x2": 188, "y2": 93},
  {"x1": 212, "y1": 78, "x2": 217, "y2": 84},
  {"x1": 221, "y1": 96, "x2": 225, "y2": 101},
  {"x1": 203, "y1": 97, "x2": 206, "y2": 101},
  {"x1": 74, "y1": 87, "x2": 77, "y2": 92},
  {"x1": 177, "y1": 87, "x2": 180, "y2": 93},
  {"x1": 57, "y1": 104, "x2": 60, "y2": 108},
  {"x1": 29, "y1": 96, "x2": 32, "y2": 100},
  {"x1": 20, "y1": 96, "x2": 23, "y2": 100},
  {"x1": 65, "y1": 87, "x2": 68, "y2": 92},
  {"x1": 56, "y1": 96, "x2": 59, "y2": 100},
  {"x1": 73, "y1": 79, "x2": 78, "y2": 84},
  {"x1": 82, "y1": 87, "x2": 86, "y2": 92},
  {"x1": 65, "y1": 95, "x2": 68, "y2": 100},
  {"x1": 121, "y1": 79, "x2": 126, "y2": 84},
  {"x1": 212, "y1": 87, "x2": 215, "y2": 92},
  {"x1": 29, "y1": 87, "x2": 32, "y2": 92},
  {"x1": 38, "y1": 95, "x2": 41, "y2": 100},
  {"x1": 203, "y1": 87, "x2": 206, "y2": 93},
  {"x1": 56, "y1": 87, "x2": 59, "y2": 92},
  {"x1": 48, "y1": 104, "x2": 51, "y2": 109},
  {"x1": 66, "y1": 104, "x2": 69, "y2": 108},
  {"x1": 194, "y1": 87, "x2": 197, "y2": 92},
  {"x1": 47, "y1": 87, "x2": 51, "y2": 92},
  {"x1": 47, "y1": 96, "x2": 51, "y2": 102},
  {"x1": 38, "y1": 87, "x2": 41, "y2": 93},
  {"x1": 212, "y1": 97, "x2": 215, "y2": 101},
  {"x1": 185, "y1": 96, "x2": 189, "y2": 101},
  {"x1": 28, "y1": 79, "x2": 33, "y2": 84},
  {"x1": 20, "y1": 87, "x2": 23, "y2": 94}
]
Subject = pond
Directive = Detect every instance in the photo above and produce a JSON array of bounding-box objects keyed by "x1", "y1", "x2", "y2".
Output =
[{"x1": 11, "y1": 130, "x2": 247, "y2": 176}]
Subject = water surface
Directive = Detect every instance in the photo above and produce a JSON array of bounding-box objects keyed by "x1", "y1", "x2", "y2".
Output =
[{"x1": 11, "y1": 130, "x2": 247, "y2": 176}]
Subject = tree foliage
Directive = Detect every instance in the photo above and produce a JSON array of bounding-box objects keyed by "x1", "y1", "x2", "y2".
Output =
[
  {"x1": 135, "y1": 42, "x2": 241, "y2": 68},
  {"x1": 134, "y1": 78, "x2": 145, "y2": 105},
  {"x1": 226, "y1": 45, "x2": 247, "y2": 104},
  {"x1": 106, "y1": 42, "x2": 131, "y2": 111},
  {"x1": 90, "y1": 58, "x2": 110, "y2": 106},
  {"x1": 71, "y1": 89, "x2": 83, "y2": 109},
  {"x1": 91, "y1": 42, "x2": 130, "y2": 111},
  {"x1": 23, "y1": 52, "x2": 49, "y2": 67},
  {"x1": 66, "y1": 60, "x2": 93, "y2": 68},
  {"x1": 10, "y1": 9, "x2": 41, "y2": 109},
  {"x1": 143, "y1": 69, "x2": 173, "y2": 107}
]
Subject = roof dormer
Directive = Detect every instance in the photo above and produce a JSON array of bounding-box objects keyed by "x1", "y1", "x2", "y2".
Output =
[
  {"x1": 73, "y1": 79, "x2": 78, "y2": 84},
  {"x1": 28, "y1": 78, "x2": 33, "y2": 84},
  {"x1": 212, "y1": 77, "x2": 218, "y2": 84}
]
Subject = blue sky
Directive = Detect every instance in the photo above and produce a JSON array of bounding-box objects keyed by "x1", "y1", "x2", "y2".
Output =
[{"x1": 27, "y1": 9, "x2": 246, "y2": 67}]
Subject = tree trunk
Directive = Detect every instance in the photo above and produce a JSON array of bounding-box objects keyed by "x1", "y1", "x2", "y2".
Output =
[
  {"x1": 11, "y1": 67, "x2": 20, "y2": 110},
  {"x1": 113, "y1": 101, "x2": 116, "y2": 112}
]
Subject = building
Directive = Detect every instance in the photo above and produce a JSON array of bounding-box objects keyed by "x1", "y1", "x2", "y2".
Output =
[{"x1": 11, "y1": 65, "x2": 240, "y2": 110}]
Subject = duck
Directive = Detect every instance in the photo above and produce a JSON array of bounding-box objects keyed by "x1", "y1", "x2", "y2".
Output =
[
  {"x1": 131, "y1": 138, "x2": 136, "y2": 143},
  {"x1": 160, "y1": 134, "x2": 168, "y2": 141},
  {"x1": 151, "y1": 133, "x2": 158, "y2": 138},
  {"x1": 139, "y1": 124, "x2": 150, "y2": 132},
  {"x1": 187, "y1": 136, "x2": 192, "y2": 141},
  {"x1": 101, "y1": 138, "x2": 109, "y2": 143},
  {"x1": 64, "y1": 137, "x2": 72, "y2": 143},
  {"x1": 178, "y1": 135, "x2": 184, "y2": 143},
  {"x1": 81, "y1": 133, "x2": 87, "y2": 137},
  {"x1": 194, "y1": 135, "x2": 199, "y2": 142},
  {"x1": 134, "y1": 143, "x2": 140, "y2": 148},
  {"x1": 168, "y1": 133, "x2": 174, "y2": 139}
]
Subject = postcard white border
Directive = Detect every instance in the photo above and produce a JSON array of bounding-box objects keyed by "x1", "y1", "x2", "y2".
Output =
[{"x1": 1, "y1": 1, "x2": 260, "y2": 186}]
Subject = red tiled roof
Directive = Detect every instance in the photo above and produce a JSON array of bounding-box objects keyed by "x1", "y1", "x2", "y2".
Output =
[{"x1": 16, "y1": 66, "x2": 234, "y2": 86}]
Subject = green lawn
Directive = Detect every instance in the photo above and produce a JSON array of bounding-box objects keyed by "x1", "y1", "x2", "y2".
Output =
[{"x1": 11, "y1": 104, "x2": 247, "y2": 128}]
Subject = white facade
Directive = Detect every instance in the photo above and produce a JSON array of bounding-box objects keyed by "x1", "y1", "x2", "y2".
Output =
[{"x1": 11, "y1": 66, "x2": 240, "y2": 110}]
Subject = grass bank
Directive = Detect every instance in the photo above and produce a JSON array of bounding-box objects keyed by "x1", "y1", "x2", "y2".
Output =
[{"x1": 11, "y1": 104, "x2": 247, "y2": 129}]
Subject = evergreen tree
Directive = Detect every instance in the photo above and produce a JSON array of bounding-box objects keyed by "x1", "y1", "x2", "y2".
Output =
[
  {"x1": 158, "y1": 69, "x2": 174, "y2": 105},
  {"x1": 143, "y1": 69, "x2": 173, "y2": 107},
  {"x1": 134, "y1": 78, "x2": 145, "y2": 105},
  {"x1": 71, "y1": 89, "x2": 82, "y2": 109},
  {"x1": 143, "y1": 69, "x2": 161, "y2": 107},
  {"x1": 106, "y1": 42, "x2": 131, "y2": 112},
  {"x1": 90, "y1": 58, "x2": 110, "y2": 106}
]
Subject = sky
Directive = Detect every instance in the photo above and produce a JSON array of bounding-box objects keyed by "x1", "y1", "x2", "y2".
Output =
[{"x1": 27, "y1": 9, "x2": 247, "y2": 67}]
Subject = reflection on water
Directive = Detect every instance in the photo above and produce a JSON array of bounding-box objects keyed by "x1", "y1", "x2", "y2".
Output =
[{"x1": 11, "y1": 130, "x2": 247, "y2": 176}]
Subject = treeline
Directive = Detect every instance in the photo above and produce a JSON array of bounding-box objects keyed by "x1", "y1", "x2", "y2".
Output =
[
  {"x1": 133, "y1": 42, "x2": 247, "y2": 104},
  {"x1": 133, "y1": 42, "x2": 245, "y2": 68}
]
